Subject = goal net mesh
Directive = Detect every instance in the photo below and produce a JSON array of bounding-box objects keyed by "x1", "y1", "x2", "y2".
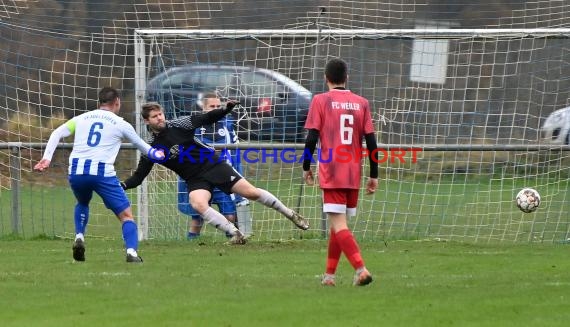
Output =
[
  {"x1": 0, "y1": 1, "x2": 569, "y2": 243},
  {"x1": 135, "y1": 29, "x2": 570, "y2": 242}
]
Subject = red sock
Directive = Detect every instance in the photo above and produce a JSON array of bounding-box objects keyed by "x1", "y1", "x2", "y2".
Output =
[
  {"x1": 335, "y1": 229, "x2": 364, "y2": 270},
  {"x1": 325, "y1": 228, "x2": 342, "y2": 274}
]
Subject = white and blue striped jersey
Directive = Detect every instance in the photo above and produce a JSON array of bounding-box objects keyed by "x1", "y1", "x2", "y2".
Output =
[
  {"x1": 195, "y1": 117, "x2": 239, "y2": 167},
  {"x1": 42, "y1": 109, "x2": 152, "y2": 177}
]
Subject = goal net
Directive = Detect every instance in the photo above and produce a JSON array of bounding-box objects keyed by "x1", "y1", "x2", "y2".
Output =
[{"x1": 133, "y1": 28, "x2": 570, "y2": 243}]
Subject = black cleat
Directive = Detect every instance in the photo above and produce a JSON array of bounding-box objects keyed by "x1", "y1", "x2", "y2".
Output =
[
  {"x1": 72, "y1": 239, "x2": 85, "y2": 262},
  {"x1": 126, "y1": 254, "x2": 143, "y2": 263}
]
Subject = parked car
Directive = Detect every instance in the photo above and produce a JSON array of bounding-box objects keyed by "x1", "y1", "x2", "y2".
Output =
[
  {"x1": 145, "y1": 64, "x2": 312, "y2": 142},
  {"x1": 542, "y1": 106, "x2": 570, "y2": 145}
]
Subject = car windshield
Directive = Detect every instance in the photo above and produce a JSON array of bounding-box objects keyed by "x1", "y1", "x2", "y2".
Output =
[
  {"x1": 159, "y1": 68, "x2": 236, "y2": 90},
  {"x1": 256, "y1": 68, "x2": 311, "y2": 97},
  {"x1": 161, "y1": 71, "x2": 200, "y2": 89},
  {"x1": 239, "y1": 72, "x2": 281, "y2": 97},
  {"x1": 152, "y1": 65, "x2": 311, "y2": 99}
]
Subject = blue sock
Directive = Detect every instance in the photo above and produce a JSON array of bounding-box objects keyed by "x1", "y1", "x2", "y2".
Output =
[
  {"x1": 187, "y1": 232, "x2": 200, "y2": 240},
  {"x1": 74, "y1": 203, "x2": 89, "y2": 235},
  {"x1": 122, "y1": 220, "x2": 138, "y2": 250}
]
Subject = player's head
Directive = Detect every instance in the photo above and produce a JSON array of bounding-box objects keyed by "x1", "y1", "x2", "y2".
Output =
[
  {"x1": 98, "y1": 87, "x2": 121, "y2": 113},
  {"x1": 141, "y1": 102, "x2": 166, "y2": 132},
  {"x1": 325, "y1": 58, "x2": 348, "y2": 86},
  {"x1": 202, "y1": 92, "x2": 222, "y2": 112}
]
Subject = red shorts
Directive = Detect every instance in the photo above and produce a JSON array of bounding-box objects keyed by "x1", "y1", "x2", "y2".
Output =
[{"x1": 322, "y1": 189, "x2": 359, "y2": 216}]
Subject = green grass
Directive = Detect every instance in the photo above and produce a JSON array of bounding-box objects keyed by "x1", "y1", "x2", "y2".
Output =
[
  {"x1": 0, "y1": 239, "x2": 569, "y2": 326},
  {"x1": 2, "y1": 176, "x2": 570, "y2": 242}
]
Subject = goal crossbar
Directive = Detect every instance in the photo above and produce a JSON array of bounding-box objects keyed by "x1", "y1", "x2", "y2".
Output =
[{"x1": 135, "y1": 28, "x2": 570, "y2": 40}]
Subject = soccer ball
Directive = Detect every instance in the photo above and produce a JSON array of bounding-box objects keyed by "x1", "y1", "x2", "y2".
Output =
[{"x1": 515, "y1": 188, "x2": 540, "y2": 213}]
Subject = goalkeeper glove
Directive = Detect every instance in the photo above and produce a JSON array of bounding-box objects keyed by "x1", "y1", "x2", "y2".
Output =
[
  {"x1": 120, "y1": 181, "x2": 127, "y2": 190},
  {"x1": 224, "y1": 100, "x2": 240, "y2": 113}
]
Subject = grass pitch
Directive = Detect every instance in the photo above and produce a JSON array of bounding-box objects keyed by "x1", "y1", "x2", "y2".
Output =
[{"x1": 0, "y1": 238, "x2": 569, "y2": 327}]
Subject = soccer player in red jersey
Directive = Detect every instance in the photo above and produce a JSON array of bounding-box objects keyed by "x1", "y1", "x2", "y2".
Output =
[{"x1": 303, "y1": 58, "x2": 378, "y2": 286}]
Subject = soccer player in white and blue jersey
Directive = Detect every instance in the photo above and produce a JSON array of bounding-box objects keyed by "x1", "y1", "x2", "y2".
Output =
[{"x1": 34, "y1": 87, "x2": 164, "y2": 263}]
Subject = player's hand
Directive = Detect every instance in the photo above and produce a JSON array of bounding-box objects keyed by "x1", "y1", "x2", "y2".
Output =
[
  {"x1": 366, "y1": 178, "x2": 378, "y2": 194},
  {"x1": 33, "y1": 159, "x2": 51, "y2": 172},
  {"x1": 120, "y1": 181, "x2": 128, "y2": 190},
  {"x1": 303, "y1": 170, "x2": 314, "y2": 185},
  {"x1": 225, "y1": 100, "x2": 240, "y2": 112}
]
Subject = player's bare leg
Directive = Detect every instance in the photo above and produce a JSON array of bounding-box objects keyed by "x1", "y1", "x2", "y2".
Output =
[
  {"x1": 231, "y1": 179, "x2": 309, "y2": 230},
  {"x1": 189, "y1": 189, "x2": 246, "y2": 244}
]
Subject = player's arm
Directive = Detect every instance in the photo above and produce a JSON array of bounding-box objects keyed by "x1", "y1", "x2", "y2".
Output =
[
  {"x1": 302, "y1": 96, "x2": 323, "y2": 185},
  {"x1": 364, "y1": 133, "x2": 379, "y2": 194},
  {"x1": 365, "y1": 133, "x2": 378, "y2": 179},
  {"x1": 121, "y1": 122, "x2": 164, "y2": 161},
  {"x1": 363, "y1": 101, "x2": 378, "y2": 194},
  {"x1": 302, "y1": 128, "x2": 319, "y2": 185},
  {"x1": 185, "y1": 100, "x2": 239, "y2": 128},
  {"x1": 121, "y1": 155, "x2": 155, "y2": 190},
  {"x1": 34, "y1": 120, "x2": 74, "y2": 172}
]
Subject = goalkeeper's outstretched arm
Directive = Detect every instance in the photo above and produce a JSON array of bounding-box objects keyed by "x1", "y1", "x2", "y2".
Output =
[
  {"x1": 176, "y1": 100, "x2": 239, "y2": 129},
  {"x1": 121, "y1": 155, "x2": 154, "y2": 190}
]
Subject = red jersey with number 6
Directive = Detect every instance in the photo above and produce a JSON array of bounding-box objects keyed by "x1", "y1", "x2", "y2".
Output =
[{"x1": 304, "y1": 88, "x2": 375, "y2": 189}]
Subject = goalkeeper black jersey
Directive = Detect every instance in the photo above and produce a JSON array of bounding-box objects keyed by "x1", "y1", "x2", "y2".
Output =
[{"x1": 123, "y1": 107, "x2": 232, "y2": 189}]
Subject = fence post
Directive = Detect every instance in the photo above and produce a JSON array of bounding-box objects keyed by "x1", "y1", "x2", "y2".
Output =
[{"x1": 9, "y1": 143, "x2": 22, "y2": 235}]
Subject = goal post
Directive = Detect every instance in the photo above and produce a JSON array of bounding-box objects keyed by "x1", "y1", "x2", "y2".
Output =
[{"x1": 133, "y1": 28, "x2": 570, "y2": 243}]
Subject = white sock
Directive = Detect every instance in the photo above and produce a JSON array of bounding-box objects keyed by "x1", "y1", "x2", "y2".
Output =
[
  {"x1": 75, "y1": 233, "x2": 84, "y2": 241},
  {"x1": 255, "y1": 188, "x2": 293, "y2": 217},
  {"x1": 202, "y1": 207, "x2": 239, "y2": 235},
  {"x1": 126, "y1": 248, "x2": 138, "y2": 257}
]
